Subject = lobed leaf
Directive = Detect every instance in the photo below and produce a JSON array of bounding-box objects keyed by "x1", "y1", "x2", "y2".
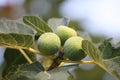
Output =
[
  {"x1": 2, "y1": 48, "x2": 37, "y2": 77},
  {"x1": 99, "y1": 39, "x2": 120, "y2": 79},
  {"x1": 5, "y1": 62, "x2": 77, "y2": 80},
  {"x1": 0, "y1": 20, "x2": 36, "y2": 49},
  {"x1": 0, "y1": 20, "x2": 36, "y2": 34},
  {"x1": 103, "y1": 57, "x2": 120, "y2": 79},
  {"x1": 35, "y1": 72, "x2": 50, "y2": 80},
  {"x1": 98, "y1": 38, "x2": 113, "y2": 59},
  {"x1": 0, "y1": 33, "x2": 33, "y2": 49},
  {"x1": 82, "y1": 40, "x2": 120, "y2": 79},
  {"x1": 48, "y1": 17, "x2": 70, "y2": 32},
  {"x1": 48, "y1": 18, "x2": 63, "y2": 32},
  {"x1": 82, "y1": 40, "x2": 102, "y2": 62},
  {"x1": 23, "y1": 16, "x2": 52, "y2": 35},
  {"x1": 49, "y1": 65, "x2": 78, "y2": 80},
  {"x1": 5, "y1": 61, "x2": 44, "y2": 80},
  {"x1": 77, "y1": 31, "x2": 92, "y2": 41},
  {"x1": 68, "y1": 21, "x2": 82, "y2": 31}
]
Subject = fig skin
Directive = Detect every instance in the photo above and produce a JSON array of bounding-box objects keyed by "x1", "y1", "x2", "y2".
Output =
[
  {"x1": 55, "y1": 26, "x2": 77, "y2": 45},
  {"x1": 37, "y1": 32, "x2": 61, "y2": 56},
  {"x1": 63, "y1": 36, "x2": 86, "y2": 61}
]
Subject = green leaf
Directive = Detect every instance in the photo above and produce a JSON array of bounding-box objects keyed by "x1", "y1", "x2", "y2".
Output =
[
  {"x1": 112, "y1": 47, "x2": 120, "y2": 57},
  {"x1": 0, "y1": 20, "x2": 36, "y2": 35},
  {"x1": 5, "y1": 61, "x2": 44, "y2": 80},
  {"x1": 23, "y1": 16, "x2": 52, "y2": 35},
  {"x1": 69, "y1": 66, "x2": 105, "y2": 80},
  {"x1": 48, "y1": 18, "x2": 63, "y2": 32},
  {"x1": 50, "y1": 71, "x2": 73, "y2": 80},
  {"x1": 82, "y1": 40, "x2": 120, "y2": 79},
  {"x1": 0, "y1": 33, "x2": 34, "y2": 49},
  {"x1": 49, "y1": 65, "x2": 78, "y2": 80},
  {"x1": 68, "y1": 21, "x2": 82, "y2": 31},
  {"x1": 35, "y1": 72, "x2": 50, "y2": 80},
  {"x1": 0, "y1": 20, "x2": 36, "y2": 49},
  {"x1": 2, "y1": 48, "x2": 37, "y2": 77},
  {"x1": 98, "y1": 38, "x2": 120, "y2": 58},
  {"x1": 48, "y1": 17, "x2": 70, "y2": 32},
  {"x1": 82, "y1": 40, "x2": 102, "y2": 62},
  {"x1": 98, "y1": 38, "x2": 114, "y2": 59},
  {"x1": 103, "y1": 57, "x2": 120, "y2": 79},
  {"x1": 77, "y1": 31, "x2": 92, "y2": 41},
  {"x1": 99, "y1": 39, "x2": 120, "y2": 79}
]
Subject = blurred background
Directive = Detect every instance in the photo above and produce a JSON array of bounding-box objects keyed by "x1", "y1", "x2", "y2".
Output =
[{"x1": 0, "y1": 0, "x2": 120, "y2": 80}]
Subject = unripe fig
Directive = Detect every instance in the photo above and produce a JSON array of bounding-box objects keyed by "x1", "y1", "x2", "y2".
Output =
[
  {"x1": 56, "y1": 26, "x2": 77, "y2": 45},
  {"x1": 63, "y1": 36, "x2": 86, "y2": 61},
  {"x1": 37, "y1": 32, "x2": 61, "y2": 56}
]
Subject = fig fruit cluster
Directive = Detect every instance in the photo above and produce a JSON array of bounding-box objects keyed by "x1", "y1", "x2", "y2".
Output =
[{"x1": 37, "y1": 26, "x2": 86, "y2": 61}]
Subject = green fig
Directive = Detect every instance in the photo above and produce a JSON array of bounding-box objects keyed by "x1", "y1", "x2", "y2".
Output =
[
  {"x1": 37, "y1": 32, "x2": 61, "y2": 56},
  {"x1": 63, "y1": 36, "x2": 86, "y2": 61},
  {"x1": 56, "y1": 26, "x2": 77, "y2": 45}
]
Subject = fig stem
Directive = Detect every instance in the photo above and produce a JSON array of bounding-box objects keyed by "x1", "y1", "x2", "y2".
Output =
[
  {"x1": 28, "y1": 48, "x2": 44, "y2": 56},
  {"x1": 28, "y1": 48, "x2": 43, "y2": 56},
  {"x1": 28, "y1": 48, "x2": 56, "y2": 59},
  {"x1": 61, "y1": 60, "x2": 95, "y2": 64},
  {"x1": 19, "y1": 49, "x2": 33, "y2": 64},
  {"x1": 28, "y1": 48, "x2": 40, "y2": 53}
]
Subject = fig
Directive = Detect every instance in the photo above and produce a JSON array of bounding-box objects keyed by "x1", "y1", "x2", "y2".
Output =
[
  {"x1": 63, "y1": 36, "x2": 86, "y2": 61},
  {"x1": 37, "y1": 32, "x2": 61, "y2": 56},
  {"x1": 55, "y1": 26, "x2": 77, "y2": 45}
]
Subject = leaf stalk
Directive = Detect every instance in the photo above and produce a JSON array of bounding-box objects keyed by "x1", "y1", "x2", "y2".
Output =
[{"x1": 19, "y1": 49, "x2": 33, "y2": 64}]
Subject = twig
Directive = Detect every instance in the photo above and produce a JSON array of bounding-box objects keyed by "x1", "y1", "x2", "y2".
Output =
[
  {"x1": 62, "y1": 60, "x2": 95, "y2": 64},
  {"x1": 47, "y1": 49, "x2": 64, "y2": 71}
]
